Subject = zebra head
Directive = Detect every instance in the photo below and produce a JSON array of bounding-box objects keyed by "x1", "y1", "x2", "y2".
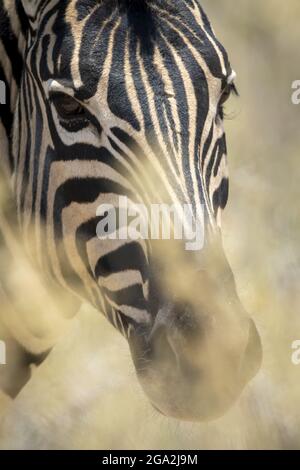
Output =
[{"x1": 13, "y1": 0, "x2": 262, "y2": 421}]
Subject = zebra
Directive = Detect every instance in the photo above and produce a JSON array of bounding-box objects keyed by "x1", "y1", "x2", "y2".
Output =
[{"x1": 0, "y1": 0, "x2": 262, "y2": 422}]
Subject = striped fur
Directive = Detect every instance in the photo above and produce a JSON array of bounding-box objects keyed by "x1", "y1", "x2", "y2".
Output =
[
  {"x1": 0, "y1": 0, "x2": 236, "y2": 334},
  {"x1": 0, "y1": 1, "x2": 262, "y2": 423}
]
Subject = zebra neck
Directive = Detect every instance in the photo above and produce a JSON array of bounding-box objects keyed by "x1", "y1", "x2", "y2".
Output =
[{"x1": 0, "y1": 0, "x2": 27, "y2": 174}]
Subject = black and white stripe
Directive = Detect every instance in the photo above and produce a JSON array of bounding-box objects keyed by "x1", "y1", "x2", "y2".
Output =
[{"x1": 0, "y1": 0, "x2": 237, "y2": 340}]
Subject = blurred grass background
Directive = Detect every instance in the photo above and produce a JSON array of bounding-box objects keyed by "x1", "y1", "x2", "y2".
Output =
[{"x1": 0, "y1": 0, "x2": 300, "y2": 449}]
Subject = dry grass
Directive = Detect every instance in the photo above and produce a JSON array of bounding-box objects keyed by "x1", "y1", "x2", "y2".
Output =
[{"x1": 0, "y1": 0, "x2": 299, "y2": 449}]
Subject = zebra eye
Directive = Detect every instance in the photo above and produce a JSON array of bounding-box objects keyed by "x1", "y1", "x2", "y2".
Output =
[
  {"x1": 50, "y1": 92, "x2": 89, "y2": 132},
  {"x1": 219, "y1": 82, "x2": 238, "y2": 107},
  {"x1": 51, "y1": 93, "x2": 86, "y2": 120},
  {"x1": 218, "y1": 82, "x2": 239, "y2": 120}
]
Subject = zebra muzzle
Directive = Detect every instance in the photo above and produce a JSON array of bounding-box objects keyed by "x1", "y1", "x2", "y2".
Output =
[{"x1": 129, "y1": 259, "x2": 262, "y2": 421}]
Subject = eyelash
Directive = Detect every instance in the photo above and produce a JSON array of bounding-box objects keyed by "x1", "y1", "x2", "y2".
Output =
[
  {"x1": 50, "y1": 92, "x2": 89, "y2": 132},
  {"x1": 218, "y1": 82, "x2": 239, "y2": 119},
  {"x1": 50, "y1": 81, "x2": 238, "y2": 133}
]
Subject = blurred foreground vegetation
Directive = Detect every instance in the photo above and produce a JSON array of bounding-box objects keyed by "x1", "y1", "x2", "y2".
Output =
[{"x1": 0, "y1": 0, "x2": 300, "y2": 449}]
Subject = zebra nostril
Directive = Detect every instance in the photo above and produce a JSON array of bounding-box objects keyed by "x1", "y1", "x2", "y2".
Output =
[
  {"x1": 147, "y1": 302, "x2": 204, "y2": 374},
  {"x1": 148, "y1": 316, "x2": 176, "y2": 366}
]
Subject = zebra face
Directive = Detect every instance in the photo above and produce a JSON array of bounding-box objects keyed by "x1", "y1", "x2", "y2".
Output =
[{"x1": 15, "y1": 0, "x2": 262, "y2": 420}]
